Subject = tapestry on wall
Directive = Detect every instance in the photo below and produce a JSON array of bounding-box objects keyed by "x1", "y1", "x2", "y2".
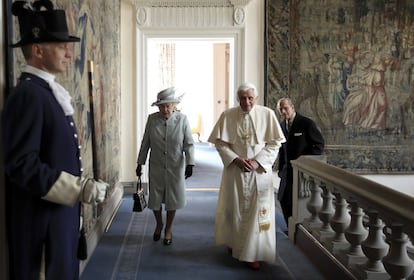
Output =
[
  {"x1": 10, "y1": 0, "x2": 121, "y2": 232},
  {"x1": 266, "y1": 0, "x2": 414, "y2": 173}
]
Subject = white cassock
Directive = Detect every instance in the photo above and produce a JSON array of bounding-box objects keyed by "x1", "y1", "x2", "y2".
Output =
[{"x1": 208, "y1": 105, "x2": 285, "y2": 263}]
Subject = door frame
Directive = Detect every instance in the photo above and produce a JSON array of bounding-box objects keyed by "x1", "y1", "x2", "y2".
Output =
[{"x1": 136, "y1": 29, "x2": 244, "y2": 145}]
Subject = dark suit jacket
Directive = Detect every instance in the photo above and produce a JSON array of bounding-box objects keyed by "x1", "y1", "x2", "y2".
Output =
[{"x1": 277, "y1": 113, "x2": 325, "y2": 201}]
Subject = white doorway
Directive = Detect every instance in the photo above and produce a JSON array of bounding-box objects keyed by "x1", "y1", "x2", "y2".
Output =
[
  {"x1": 120, "y1": 1, "x2": 262, "y2": 183},
  {"x1": 145, "y1": 38, "x2": 235, "y2": 142}
]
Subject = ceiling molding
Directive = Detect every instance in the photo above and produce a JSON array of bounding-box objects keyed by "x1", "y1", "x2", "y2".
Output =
[
  {"x1": 133, "y1": 0, "x2": 252, "y2": 8},
  {"x1": 133, "y1": 0, "x2": 251, "y2": 27}
]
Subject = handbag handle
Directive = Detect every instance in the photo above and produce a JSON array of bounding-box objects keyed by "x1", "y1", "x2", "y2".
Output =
[{"x1": 136, "y1": 175, "x2": 142, "y2": 192}]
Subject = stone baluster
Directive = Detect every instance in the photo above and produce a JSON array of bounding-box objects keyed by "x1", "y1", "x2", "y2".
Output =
[
  {"x1": 294, "y1": 172, "x2": 314, "y2": 230},
  {"x1": 382, "y1": 224, "x2": 414, "y2": 280},
  {"x1": 326, "y1": 192, "x2": 350, "y2": 255},
  {"x1": 303, "y1": 177, "x2": 323, "y2": 232},
  {"x1": 407, "y1": 234, "x2": 414, "y2": 279},
  {"x1": 314, "y1": 184, "x2": 335, "y2": 244},
  {"x1": 355, "y1": 210, "x2": 389, "y2": 279},
  {"x1": 341, "y1": 200, "x2": 368, "y2": 268},
  {"x1": 299, "y1": 173, "x2": 311, "y2": 198}
]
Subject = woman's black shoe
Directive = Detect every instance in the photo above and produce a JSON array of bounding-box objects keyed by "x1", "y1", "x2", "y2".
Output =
[
  {"x1": 153, "y1": 224, "x2": 163, "y2": 241},
  {"x1": 163, "y1": 233, "x2": 172, "y2": 245},
  {"x1": 153, "y1": 233, "x2": 161, "y2": 241}
]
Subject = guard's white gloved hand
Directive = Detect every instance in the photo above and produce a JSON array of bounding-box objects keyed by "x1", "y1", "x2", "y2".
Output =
[
  {"x1": 96, "y1": 179, "x2": 109, "y2": 202},
  {"x1": 81, "y1": 178, "x2": 108, "y2": 203}
]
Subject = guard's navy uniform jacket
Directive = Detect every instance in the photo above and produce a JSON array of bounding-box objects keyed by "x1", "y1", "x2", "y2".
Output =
[{"x1": 2, "y1": 72, "x2": 82, "y2": 279}]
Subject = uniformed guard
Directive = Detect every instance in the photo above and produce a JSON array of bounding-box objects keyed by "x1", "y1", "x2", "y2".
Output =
[{"x1": 2, "y1": 1, "x2": 108, "y2": 279}]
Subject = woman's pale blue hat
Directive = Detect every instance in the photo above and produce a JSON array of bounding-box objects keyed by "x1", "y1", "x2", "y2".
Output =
[{"x1": 152, "y1": 87, "x2": 184, "y2": 106}]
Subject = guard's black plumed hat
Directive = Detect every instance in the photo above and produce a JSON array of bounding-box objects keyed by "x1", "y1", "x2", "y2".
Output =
[{"x1": 11, "y1": 0, "x2": 80, "y2": 48}]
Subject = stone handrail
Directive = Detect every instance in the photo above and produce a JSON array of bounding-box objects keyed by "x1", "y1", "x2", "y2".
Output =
[{"x1": 290, "y1": 156, "x2": 414, "y2": 279}]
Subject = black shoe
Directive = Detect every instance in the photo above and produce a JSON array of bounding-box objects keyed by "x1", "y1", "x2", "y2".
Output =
[
  {"x1": 163, "y1": 233, "x2": 172, "y2": 245},
  {"x1": 153, "y1": 233, "x2": 161, "y2": 241},
  {"x1": 153, "y1": 225, "x2": 163, "y2": 241}
]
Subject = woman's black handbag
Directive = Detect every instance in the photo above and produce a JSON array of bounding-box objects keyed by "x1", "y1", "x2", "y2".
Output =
[{"x1": 133, "y1": 176, "x2": 147, "y2": 212}]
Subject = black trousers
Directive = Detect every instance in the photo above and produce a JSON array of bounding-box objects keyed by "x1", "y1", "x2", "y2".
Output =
[
  {"x1": 280, "y1": 190, "x2": 292, "y2": 227},
  {"x1": 278, "y1": 166, "x2": 293, "y2": 227}
]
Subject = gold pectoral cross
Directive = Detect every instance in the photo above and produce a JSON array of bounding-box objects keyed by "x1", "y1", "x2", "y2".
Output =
[
  {"x1": 241, "y1": 113, "x2": 251, "y2": 144},
  {"x1": 241, "y1": 133, "x2": 250, "y2": 143}
]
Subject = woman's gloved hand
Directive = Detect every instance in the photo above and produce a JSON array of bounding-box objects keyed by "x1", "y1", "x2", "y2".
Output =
[
  {"x1": 136, "y1": 165, "x2": 142, "y2": 177},
  {"x1": 185, "y1": 165, "x2": 193, "y2": 179}
]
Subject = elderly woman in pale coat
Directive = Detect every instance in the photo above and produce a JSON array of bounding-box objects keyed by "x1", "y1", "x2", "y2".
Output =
[{"x1": 136, "y1": 87, "x2": 195, "y2": 245}]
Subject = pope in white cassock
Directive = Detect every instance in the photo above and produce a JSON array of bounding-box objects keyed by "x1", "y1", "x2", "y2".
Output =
[{"x1": 208, "y1": 82, "x2": 285, "y2": 270}]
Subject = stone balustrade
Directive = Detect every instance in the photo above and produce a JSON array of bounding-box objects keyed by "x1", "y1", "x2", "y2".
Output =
[{"x1": 290, "y1": 156, "x2": 414, "y2": 280}]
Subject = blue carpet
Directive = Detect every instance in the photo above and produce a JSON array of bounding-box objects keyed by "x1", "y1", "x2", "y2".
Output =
[
  {"x1": 80, "y1": 143, "x2": 324, "y2": 280},
  {"x1": 81, "y1": 192, "x2": 295, "y2": 280}
]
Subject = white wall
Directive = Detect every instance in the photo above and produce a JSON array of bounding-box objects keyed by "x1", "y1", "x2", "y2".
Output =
[
  {"x1": 120, "y1": 0, "x2": 137, "y2": 181},
  {"x1": 244, "y1": 0, "x2": 264, "y2": 103},
  {"x1": 119, "y1": 0, "x2": 265, "y2": 183}
]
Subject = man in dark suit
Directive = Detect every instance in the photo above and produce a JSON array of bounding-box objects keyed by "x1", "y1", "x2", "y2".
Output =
[{"x1": 277, "y1": 98, "x2": 325, "y2": 228}]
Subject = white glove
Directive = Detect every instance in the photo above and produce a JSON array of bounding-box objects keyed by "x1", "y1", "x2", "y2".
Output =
[
  {"x1": 96, "y1": 179, "x2": 109, "y2": 203},
  {"x1": 81, "y1": 178, "x2": 108, "y2": 203}
]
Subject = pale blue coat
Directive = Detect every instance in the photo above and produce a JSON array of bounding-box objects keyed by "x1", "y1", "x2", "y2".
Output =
[{"x1": 137, "y1": 111, "x2": 195, "y2": 210}]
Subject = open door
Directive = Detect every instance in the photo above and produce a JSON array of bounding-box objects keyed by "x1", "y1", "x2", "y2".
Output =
[{"x1": 213, "y1": 43, "x2": 230, "y2": 123}]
